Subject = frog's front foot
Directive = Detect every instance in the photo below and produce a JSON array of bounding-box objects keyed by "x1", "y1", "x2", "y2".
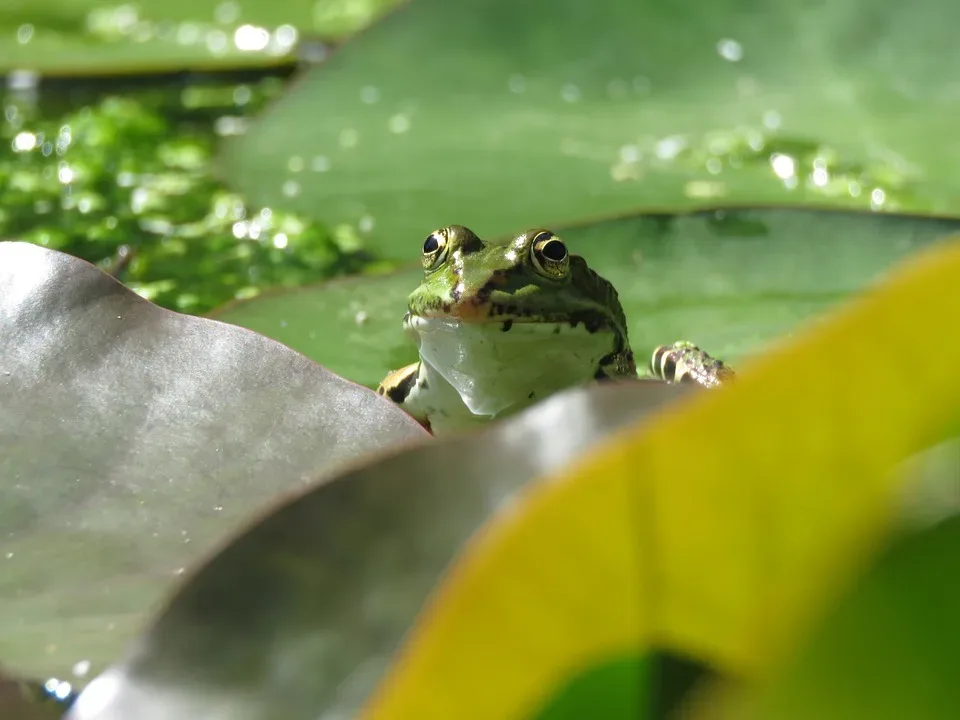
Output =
[{"x1": 650, "y1": 340, "x2": 733, "y2": 388}]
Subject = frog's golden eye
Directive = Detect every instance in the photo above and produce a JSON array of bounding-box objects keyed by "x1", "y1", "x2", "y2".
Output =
[
  {"x1": 421, "y1": 229, "x2": 448, "y2": 269},
  {"x1": 530, "y1": 230, "x2": 569, "y2": 278}
]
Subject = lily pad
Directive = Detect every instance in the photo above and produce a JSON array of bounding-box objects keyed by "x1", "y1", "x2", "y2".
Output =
[
  {"x1": 0, "y1": 241, "x2": 428, "y2": 682},
  {"x1": 65, "y1": 381, "x2": 696, "y2": 720},
  {"x1": 222, "y1": 0, "x2": 960, "y2": 258},
  {"x1": 211, "y1": 208, "x2": 960, "y2": 388},
  {"x1": 0, "y1": 0, "x2": 400, "y2": 75}
]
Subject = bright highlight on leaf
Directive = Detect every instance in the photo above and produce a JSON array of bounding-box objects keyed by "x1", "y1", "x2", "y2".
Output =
[{"x1": 359, "y1": 238, "x2": 960, "y2": 720}]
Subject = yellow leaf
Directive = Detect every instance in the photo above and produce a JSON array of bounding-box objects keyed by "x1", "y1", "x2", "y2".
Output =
[{"x1": 361, "y1": 238, "x2": 960, "y2": 720}]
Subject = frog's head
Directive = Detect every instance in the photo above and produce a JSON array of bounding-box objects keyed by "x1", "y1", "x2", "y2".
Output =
[
  {"x1": 406, "y1": 225, "x2": 629, "y2": 338},
  {"x1": 402, "y1": 225, "x2": 636, "y2": 416}
]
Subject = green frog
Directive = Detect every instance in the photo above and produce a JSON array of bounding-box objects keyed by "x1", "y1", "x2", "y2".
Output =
[{"x1": 377, "y1": 225, "x2": 732, "y2": 435}]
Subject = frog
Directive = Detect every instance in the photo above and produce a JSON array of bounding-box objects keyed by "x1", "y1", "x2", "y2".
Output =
[{"x1": 377, "y1": 225, "x2": 732, "y2": 435}]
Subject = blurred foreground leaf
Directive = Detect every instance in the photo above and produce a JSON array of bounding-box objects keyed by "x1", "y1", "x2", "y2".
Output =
[
  {"x1": 66, "y1": 381, "x2": 696, "y2": 720},
  {"x1": 357, "y1": 238, "x2": 960, "y2": 719},
  {"x1": 0, "y1": 241, "x2": 427, "y2": 682}
]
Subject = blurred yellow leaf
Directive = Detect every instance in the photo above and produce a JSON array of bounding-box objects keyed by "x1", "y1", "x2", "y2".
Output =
[{"x1": 360, "y1": 238, "x2": 960, "y2": 720}]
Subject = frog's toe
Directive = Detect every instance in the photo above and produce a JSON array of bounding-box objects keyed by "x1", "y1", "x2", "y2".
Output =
[{"x1": 650, "y1": 341, "x2": 732, "y2": 387}]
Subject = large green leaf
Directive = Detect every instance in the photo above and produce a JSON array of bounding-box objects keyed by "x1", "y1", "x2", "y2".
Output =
[
  {"x1": 65, "y1": 381, "x2": 696, "y2": 720},
  {"x1": 0, "y1": 241, "x2": 428, "y2": 682},
  {"x1": 0, "y1": 0, "x2": 400, "y2": 74},
  {"x1": 211, "y1": 208, "x2": 960, "y2": 388},
  {"x1": 222, "y1": 0, "x2": 960, "y2": 258}
]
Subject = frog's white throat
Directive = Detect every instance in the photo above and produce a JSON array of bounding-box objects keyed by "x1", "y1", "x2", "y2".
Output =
[{"x1": 407, "y1": 315, "x2": 618, "y2": 418}]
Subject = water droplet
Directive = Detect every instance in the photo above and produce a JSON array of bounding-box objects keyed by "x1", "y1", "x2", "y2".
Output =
[
  {"x1": 287, "y1": 156, "x2": 304, "y2": 172},
  {"x1": 176, "y1": 23, "x2": 201, "y2": 45},
  {"x1": 705, "y1": 157, "x2": 722, "y2": 174},
  {"x1": 206, "y1": 29, "x2": 228, "y2": 54},
  {"x1": 618, "y1": 144, "x2": 640, "y2": 164},
  {"x1": 848, "y1": 181, "x2": 862, "y2": 198},
  {"x1": 72, "y1": 660, "x2": 91, "y2": 678},
  {"x1": 811, "y1": 167, "x2": 829, "y2": 187},
  {"x1": 273, "y1": 232, "x2": 289, "y2": 249},
  {"x1": 214, "y1": 116, "x2": 248, "y2": 136},
  {"x1": 358, "y1": 215, "x2": 375, "y2": 233},
  {"x1": 5, "y1": 552, "x2": 13, "y2": 559},
  {"x1": 360, "y1": 85, "x2": 380, "y2": 104},
  {"x1": 870, "y1": 187, "x2": 886, "y2": 209},
  {"x1": 213, "y1": 505, "x2": 223, "y2": 512},
  {"x1": 234, "y1": 24, "x2": 269, "y2": 52},
  {"x1": 282, "y1": 180, "x2": 300, "y2": 197},
  {"x1": 508, "y1": 74, "x2": 526, "y2": 93},
  {"x1": 12, "y1": 131, "x2": 35, "y2": 152},
  {"x1": 610, "y1": 162, "x2": 641, "y2": 182},
  {"x1": 355, "y1": 310, "x2": 369, "y2": 325},
  {"x1": 233, "y1": 85, "x2": 252, "y2": 106},
  {"x1": 654, "y1": 135, "x2": 686, "y2": 160},
  {"x1": 17, "y1": 24, "x2": 34, "y2": 45},
  {"x1": 716, "y1": 38, "x2": 743, "y2": 62},
  {"x1": 214, "y1": 0, "x2": 240, "y2": 24},
  {"x1": 770, "y1": 153, "x2": 796, "y2": 179},
  {"x1": 685, "y1": 180, "x2": 727, "y2": 199},
  {"x1": 275, "y1": 25, "x2": 298, "y2": 50},
  {"x1": 58, "y1": 165, "x2": 75, "y2": 184},
  {"x1": 388, "y1": 114, "x2": 410, "y2": 134},
  {"x1": 339, "y1": 128, "x2": 359, "y2": 148},
  {"x1": 762, "y1": 110, "x2": 782, "y2": 129},
  {"x1": 311, "y1": 155, "x2": 331, "y2": 172},
  {"x1": 232, "y1": 220, "x2": 249, "y2": 239},
  {"x1": 561, "y1": 83, "x2": 581, "y2": 103}
]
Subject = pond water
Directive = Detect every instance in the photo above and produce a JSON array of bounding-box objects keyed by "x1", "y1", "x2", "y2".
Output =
[{"x1": 0, "y1": 69, "x2": 370, "y2": 315}]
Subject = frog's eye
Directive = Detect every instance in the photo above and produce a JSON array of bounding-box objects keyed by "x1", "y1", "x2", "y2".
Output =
[
  {"x1": 421, "y1": 229, "x2": 447, "y2": 269},
  {"x1": 531, "y1": 231, "x2": 569, "y2": 278}
]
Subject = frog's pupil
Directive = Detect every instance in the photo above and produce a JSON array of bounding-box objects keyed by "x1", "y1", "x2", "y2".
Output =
[
  {"x1": 423, "y1": 234, "x2": 440, "y2": 254},
  {"x1": 541, "y1": 240, "x2": 567, "y2": 262}
]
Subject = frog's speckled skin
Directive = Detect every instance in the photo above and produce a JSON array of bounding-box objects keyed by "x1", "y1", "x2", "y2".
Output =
[{"x1": 378, "y1": 225, "x2": 730, "y2": 435}]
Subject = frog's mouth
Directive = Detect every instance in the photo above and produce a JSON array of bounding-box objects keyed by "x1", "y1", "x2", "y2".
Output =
[
  {"x1": 403, "y1": 313, "x2": 620, "y2": 416},
  {"x1": 403, "y1": 307, "x2": 617, "y2": 335}
]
